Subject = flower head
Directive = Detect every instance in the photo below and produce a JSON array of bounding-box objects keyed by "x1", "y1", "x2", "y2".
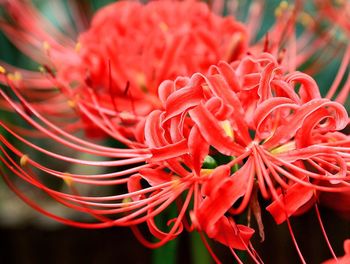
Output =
[
  {"x1": 139, "y1": 52, "x2": 350, "y2": 258},
  {"x1": 1, "y1": 0, "x2": 247, "y2": 142}
]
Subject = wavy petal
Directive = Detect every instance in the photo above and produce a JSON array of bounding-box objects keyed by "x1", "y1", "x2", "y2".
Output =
[
  {"x1": 189, "y1": 103, "x2": 244, "y2": 156},
  {"x1": 266, "y1": 183, "x2": 314, "y2": 224}
]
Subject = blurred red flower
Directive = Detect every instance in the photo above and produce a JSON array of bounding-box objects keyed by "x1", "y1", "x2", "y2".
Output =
[
  {"x1": 323, "y1": 240, "x2": 350, "y2": 264},
  {"x1": 1, "y1": 0, "x2": 247, "y2": 143}
]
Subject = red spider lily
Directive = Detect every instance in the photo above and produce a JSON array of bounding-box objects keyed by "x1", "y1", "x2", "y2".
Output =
[
  {"x1": 323, "y1": 239, "x2": 350, "y2": 264},
  {"x1": 138, "y1": 53, "x2": 350, "y2": 261},
  {"x1": 0, "y1": 1, "x2": 349, "y2": 263},
  {"x1": 3, "y1": 51, "x2": 348, "y2": 262},
  {"x1": 0, "y1": 0, "x2": 247, "y2": 144}
]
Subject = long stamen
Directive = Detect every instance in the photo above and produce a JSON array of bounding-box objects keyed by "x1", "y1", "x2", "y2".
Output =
[
  {"x1": 131, "y1": 187, "x2": 193, "y2": 248},
  {"x1": 253, "y1": 151, "x2": 270, "y2": 199},
  {"x1": 286, "y1": 217, "x2": 307, "y2": 264},
  {"x1": 1, "y1": 84, "x2": 146, "y2": 155},
  {"x1": 271, "y1": 162, "x2": 350, "y2": 192},
  {"x1": 335, "y1": 72, "x2": 350, "y2": 105},
  {"x1": 267, "y1": 152, "x2": 350, "y2": 192},
  {"x1": 314, "y1": 203, "x2": 338, "y2": 261},
  {"x1": 198, "y1": 231, "x2": 222, "y2": 264},
  {"x1": 229, "y1": 247, "x2": 243, "y2": 264},
  {"x1": 228, "y1": 219, "x2": 262, "y2": 264},
  {"x1": 2, "y1": 146, "x2": 187, "y2": 225},
  {"x1": 327, "y1": 44, "x2": 350, "y2": 100},
  {"x1": 0, "y1": 167, "x2": 115, "y2": 229}
]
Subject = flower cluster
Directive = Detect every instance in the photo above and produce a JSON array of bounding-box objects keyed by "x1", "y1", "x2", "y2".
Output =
[
  {"x1": 140, "y1": 52, "x2": 349, "y2": 255},
  {"x1": 0, "y1": 0, "x2": 349, "y2": 263}
]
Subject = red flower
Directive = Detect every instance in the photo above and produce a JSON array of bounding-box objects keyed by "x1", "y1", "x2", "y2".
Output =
[
  {"x1": 0, "y1": 0, "x2": 247, "y2": 143},
  {"x1": 323, "y1": 239, "x2": 350, "y2": 264},
  {"x1": 2, "y1": 47, "x2": 349, "y2": 261},
  {"x1": 0, "y1": 1, "x2": 349, "y2": 262},
  {"x1": 141, "y1": 52, "x2": 350, "y2": 256}
]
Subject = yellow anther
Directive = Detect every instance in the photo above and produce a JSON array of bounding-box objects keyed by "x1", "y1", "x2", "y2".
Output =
[
  {"x1": 189, "y1": 211, "x2": 200, "y2": 228},
  {"x1": 62, "y1": 172, "x2": 73, "y2": 186},
  {"x1": 0, "y1": 65, "x2": 6, "y2": 74},
  {"x1": 270, "y1": 141, "x2": 296, "y2": 155},
  {"x1": 328, "y1": 137, "x2": 337, "y2": 143},
  {"x1": 20, "y1": 155, "x2": 29, "y2": 167},
  {"x1": 7, "y1": 71, "x2": 22, "y2": 81},
  {"x1": 159, "y1": 22, "x2": 169, "y2": 32},
  {"x1": 136, "y1": 72, "x2": 147, "y2": 92},
  {"x1": 200, "y1": 169, "x2": 213, "y2": 177},
  {"x1": 67, "y1": 100, "x2": 76, "y2": 108},
  {"x1": 224, "y1": 32, "x2": 243, "y2": 61},
  {"x1": 16, "y1": 72, "x2": 23, "y2": 80},
  {"x1": 275, "y1": 1, "x2": 289, "y2": 17},
  {"x1": 201, "y1": 83, "x2": 210, "y2": 92},
  {"x1": 75, "y1": 42, "x2": 81, "y2": 53},
  {"x1": 221, "y1": 120, "x2": 233, "y2": 138},
  {"x1": 171, "y1": 176, "x2": 180, "y2": 188},
  {"x1": 122, "y1": 197, "x2": 132, "y2": 204},
  {"x1": 38, "y1": 66, "x2": 46, "y2": 73},
  {"x1": 120, "y1": 111, "x2": 135, "y2": 120},
  {"x1": 299, "y1": 12, "x2": 313, "y2": 27},
  {"x1": 280, "y1": 1, "x2": 288, "y2": 9},
  {"x1": 43, "y1": 41, "x2": 50, "y2": 51},
  {"x1": 274, "y1": 8, "x2": 282, "y2": 17},
  {"x1": 335, "y1": 0, "x2": 345, "y2": 5}
]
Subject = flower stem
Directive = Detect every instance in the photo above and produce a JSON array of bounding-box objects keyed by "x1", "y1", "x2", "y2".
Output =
[{"x1": 190, "y1": 231, "x2": 211, "y2": 264}]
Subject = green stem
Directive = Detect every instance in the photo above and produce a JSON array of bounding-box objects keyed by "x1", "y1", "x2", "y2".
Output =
[
  {"x1": 152, "y1": 238, "x2": 178, "y2": 264},
  {"x1": 190, "y1": 231, "x2": 212, "y2": 264},
  {"x1": 152, "y1": 203, "x2": 178, "y2": 264}
]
